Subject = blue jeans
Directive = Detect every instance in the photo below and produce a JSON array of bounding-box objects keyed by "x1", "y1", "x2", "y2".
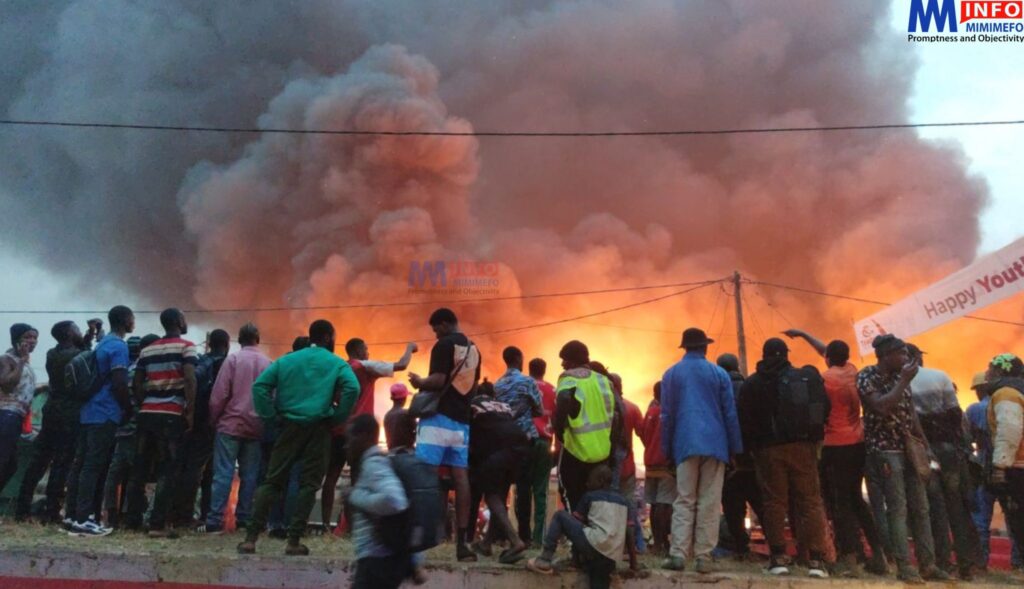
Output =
[
  {"x1": 0, "y1": 409, "x2": 25, "y2": 493},
  {"x1": 973, "y1": 483, "x2": 1022, "y2": 567},
  {"x1": 206, "y1": 432, "x2": 262, "y2": 529},
  {"x1": 866, "y1": 450, "x2": 936, "y2": 571}
]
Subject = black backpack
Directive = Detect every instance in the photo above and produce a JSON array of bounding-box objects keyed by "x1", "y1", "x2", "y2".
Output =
[
  {"x1": 65, "y1": 350, "x2": 103, "y2": 403},
  {"x1": 378, "y1": 450, "x2": 443, "y2": 554},
  {"x1": 772, "y1": 366, "x2": 830, "y2": 444}
]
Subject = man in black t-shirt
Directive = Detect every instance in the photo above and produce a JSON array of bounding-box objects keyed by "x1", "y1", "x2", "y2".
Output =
[{"x1": 409, "y1": 308, "x2": 481, "y2": 562}]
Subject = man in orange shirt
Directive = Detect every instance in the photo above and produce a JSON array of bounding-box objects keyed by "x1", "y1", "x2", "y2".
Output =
[{"x1": 785, "y1": 329, "x2": 887, "y2": 577}]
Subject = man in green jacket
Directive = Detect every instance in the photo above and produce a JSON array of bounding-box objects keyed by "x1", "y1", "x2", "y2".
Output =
[{"x1": 238, "y1": 319, "x2": 359, "y2": 556}]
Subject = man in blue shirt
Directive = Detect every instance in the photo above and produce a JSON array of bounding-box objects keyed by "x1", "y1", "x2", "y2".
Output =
[
  {"x1": 67, "y1": 305, "x2": 134, "y2": 537},
  {"x1": 660, "y1": 327, "x2": 742, "y2": 574}
]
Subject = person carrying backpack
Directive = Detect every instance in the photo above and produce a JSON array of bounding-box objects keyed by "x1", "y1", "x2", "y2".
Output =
[
  {"x1": 172, "y1": 328, "x2": 229, "y2": 526},
  {"x1": 346, "y1": 413, "x2": 413, "y2": 589},
  {"x1": 738, "y1": 338, "x2": 832, "y2": 578}
]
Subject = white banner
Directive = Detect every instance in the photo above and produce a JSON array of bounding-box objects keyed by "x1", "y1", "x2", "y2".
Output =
[{"x1": 854, "y1": 236, "x2": 1024, "y2": 355}]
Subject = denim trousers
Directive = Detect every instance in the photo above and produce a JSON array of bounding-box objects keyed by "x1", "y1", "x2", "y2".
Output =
[
  {"x1": 206, "y1": 432, "x2": 262, "y2": 529},
  {"x1": 973, "y1": 483, "x2": 1022, "y2": 566},
  {"x1": 865, "y1": 450, "x2": 936, "y2": 570}
]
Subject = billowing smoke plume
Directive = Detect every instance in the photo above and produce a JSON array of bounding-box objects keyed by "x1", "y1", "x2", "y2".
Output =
[{"x1": 0, "y1": 1, "x2": 1009, "y2": 403}]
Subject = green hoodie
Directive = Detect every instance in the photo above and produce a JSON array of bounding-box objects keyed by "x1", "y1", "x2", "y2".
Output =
[{"x1": 252, "y1": 345, "x2": 359, "y2": 424}]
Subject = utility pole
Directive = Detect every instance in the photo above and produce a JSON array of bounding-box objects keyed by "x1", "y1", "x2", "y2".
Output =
[{"x1": 733, "y1": 271, "x2": 748, "y2": 376}]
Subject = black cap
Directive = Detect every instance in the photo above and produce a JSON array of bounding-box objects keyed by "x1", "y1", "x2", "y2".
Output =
[
  {"x1": 679, "y1": 327, "x2": 714, "y2": 349},
  {"x1": 762, "y1": 338, "x2": 789, "y2": 358}
]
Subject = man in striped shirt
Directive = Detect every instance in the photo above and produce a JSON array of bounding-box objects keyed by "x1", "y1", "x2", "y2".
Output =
[{"x1": 125, "y1": 308, "x2": 199, "y2": 537}]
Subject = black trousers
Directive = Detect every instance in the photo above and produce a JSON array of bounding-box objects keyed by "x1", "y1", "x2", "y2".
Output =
[
  {"x1": 67, "y1": 422, "x2": 118, "y2": 523},
  {"x1": 720, "y1": 468, "x2": 763, "y2": 553},
  {"x1": 16, "y1": 415, "x2": 78, "y2": 520},
  {"x1": 558, "y1": 450, "x2": 605, "y2": 511},
  {"x1": 821, "y1": 442, "x2": 884, "y2": 558}
]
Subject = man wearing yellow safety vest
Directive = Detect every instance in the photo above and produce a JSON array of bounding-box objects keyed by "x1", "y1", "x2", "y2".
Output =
[{"x1": 552, "y1": 340, "x2": 622, "y2": 511}]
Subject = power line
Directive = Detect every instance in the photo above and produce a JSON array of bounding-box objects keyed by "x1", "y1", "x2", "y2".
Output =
[
  {"x1": 748, "y1": 279, "x2": 1024, "y2": 328},
  {"x1": 0, "y1": 278, "x2": 726, "y2": 315},
  {"x1": 2, "y1": 118, "x2": 1023, "y2": 138},
  {"x1": 365, "y1": 280, "x2": 719, "y2": 346}
]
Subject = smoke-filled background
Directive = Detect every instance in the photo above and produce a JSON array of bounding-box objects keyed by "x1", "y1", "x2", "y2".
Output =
[{"x1": 1, "y1": 0, "x2": 1020, "y2": 412}]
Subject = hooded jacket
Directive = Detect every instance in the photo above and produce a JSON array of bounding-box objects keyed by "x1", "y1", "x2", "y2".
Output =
[{"x1": 739, "y1": 357, "x2": 821, "y2": 452}]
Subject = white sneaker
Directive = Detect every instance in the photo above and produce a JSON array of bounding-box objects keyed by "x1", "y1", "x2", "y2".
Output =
[
  {"x1": 767, "y1": 556, "x2": 791, "y2": 576},
  {"x1": 68, "y1": 518, "x2": 112, "y2": 537},
  {"x1": 808, "y1": 561, "x2": 830, "y2": 579}
]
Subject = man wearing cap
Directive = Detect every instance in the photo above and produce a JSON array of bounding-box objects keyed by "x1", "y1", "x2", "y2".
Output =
[
  {"x1": 907, "y1": 344, "x2": 982, "y2": 579},
  {"x1": 984, "y1": 353, "x2": 1024, "y2": 572},
  {"x1": 384, "y1": 383, "x2": 415, "y2": 451},
  {"x1": 738, "y1": 338, "x2": 832, "y2": 578},
  {"x1": 552, "y1": 339, "x2": 620, "y2": 512},
  {"x1": 659, "y1": 328, "x2": 742, "y2": 574},
  {"x1": 857, "y1": 334, "x2": 950, "y2": 583},
  {"x1": 320, "y1": 339, "x2": 416, "y2": 532},
  {"x1": 966, "y1": 371, "x2": 1022, "y2": 568},
  {"x1": 0, "y1": 323, "x2": 40, "y2": 496}
]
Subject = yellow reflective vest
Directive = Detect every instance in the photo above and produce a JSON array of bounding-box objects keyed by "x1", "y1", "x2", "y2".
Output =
[{"x1": 558, "y1": 370, "x2": 615, "y2": 463}]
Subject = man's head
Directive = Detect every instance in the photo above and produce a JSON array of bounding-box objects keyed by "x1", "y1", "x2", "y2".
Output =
[
  {"x1": 825, "y1": 340, "x2": 850, "y2": 368},
  {"x1": 308, "y1": 320, "x2": 335, "y2": 351},
  {"x1": 653, "y1": 381, "x2": 661, "y2": 403},
  {"x1": 208, "y1": 329, "x2": 230, "y2": 356},
  {"x1": 971, "y1": 372, "x2": 989, "y2": 401},
  {"x1": 609, "y1": 373, "x2": 623, "y2": 397},
  {"x1": 559, "y1": 340, "x2": 590, "y2": 370},
  {"x1": 716, "y1": 353, "x2": 740, "y2": 373},
  {"x1": 679, "y1": 327, "x2": 713, "y2": 355},
  {"x1": 140, "y1": 333, "x2": 161, "y2": 350},
  {"x1": 292, "y1": 336, "x2": 310, "y2": 352},
  {"x1": 477, "y1": 379, "x2": 496, "y2": 398},
  {"x1": 127, "y1": 336, "x2": 142, "y2": 362},
  {"x1": 428, "y1": 308, "x2": 458, "y2": 339},
  {"x1": 872, "y1": 334, "x2": 908, "y2": 373},
  {"x1": 109, "y1": 305, "x2": 136, "y2": 335},
  {"x1": 985, "y1": 353, "x2": 1024, "y2": 383},
  {"x1": 586, "y1": 464, "x2": 613, "y2": 491},
  {"x1": 528, "y1": 357, "x2": 547, "y2": 379},
  {"x1": 906, "y1": 343, "x2": 925, "y2": 367},
  {"x1": 390, "y1": 383, "x2": 410, "y2": 408},
  {"x1": 10, "y1": 323, "x2": 38, "y2": 354},
  {"x1": 345, "y1": 413, "x2": 380, "y2": 466},
  {"x1": 158, "y1": 308, "x2": 185, "y2": 335},
  {"x1": 761, "y1": 338, "x2": 789, "y2": 362},
  {"x1": 238, "y1": 322, "x2": 260, "y2": 347},
  {"x1": 51, "y1": 320, "x2": 82, "y2": 347},
  {"x1": 502, "y1": 346, "x2": 523, "y2": 371},
  {"x1": 345, "y1": 337, "x2": 368, "y2": 360}
]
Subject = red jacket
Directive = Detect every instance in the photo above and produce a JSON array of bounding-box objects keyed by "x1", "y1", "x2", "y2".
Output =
[{"x1": 641, "y1": 400, "x2": 670, "y2": 472}]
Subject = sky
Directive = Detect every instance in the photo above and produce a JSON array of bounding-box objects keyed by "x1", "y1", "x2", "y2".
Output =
[{"x1": 1, "y1": 1, "x2": 1021, "y2": 380}]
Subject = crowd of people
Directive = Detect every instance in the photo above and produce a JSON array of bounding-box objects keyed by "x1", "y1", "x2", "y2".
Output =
[{"x1": 2, "y1": 305, "x2": 1024, "y2": 589}]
